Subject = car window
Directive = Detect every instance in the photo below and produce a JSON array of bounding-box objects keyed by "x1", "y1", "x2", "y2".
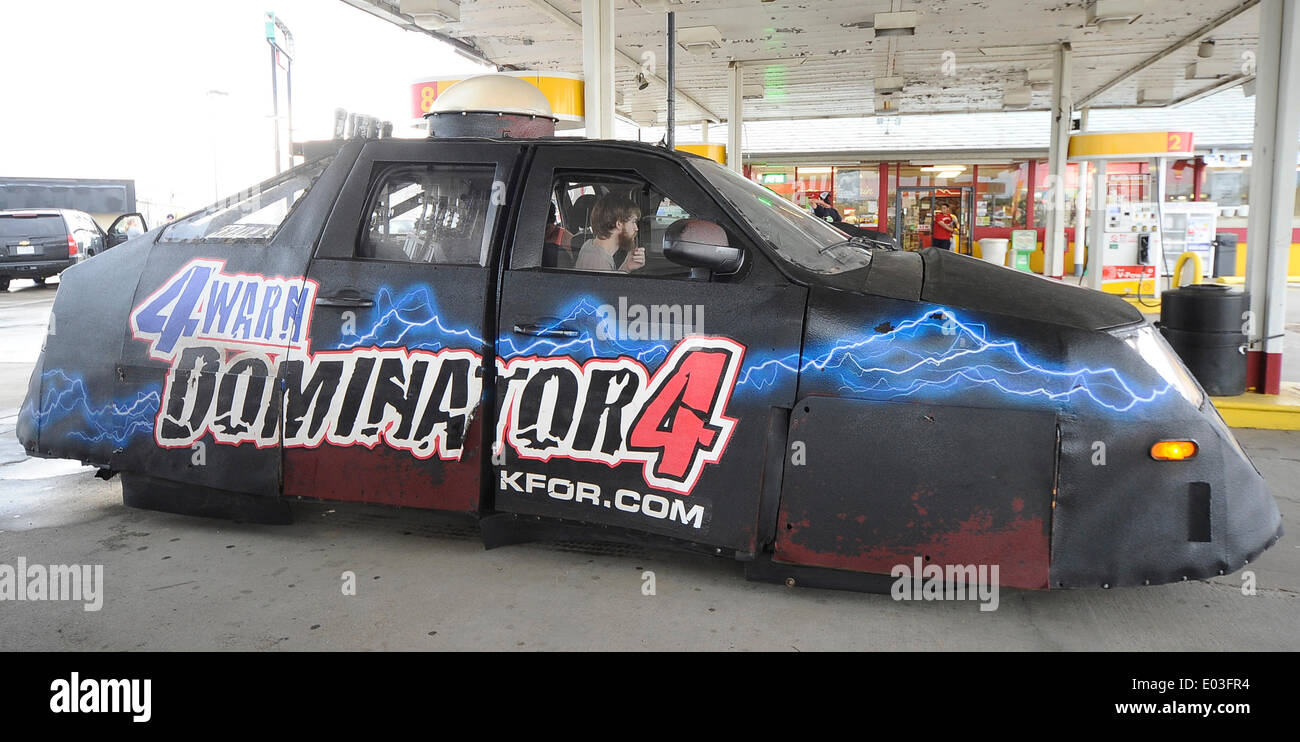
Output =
[
  {"x1": 357, "y1": 162, "x2": 498, "y2": 266},
  {"x1": 115, "y1": 215, "x2": 146, "y2": 236},
  {"x1": 0, "y1": 214, "x2": 65, "y2": 239},
  {"x1": 542, "y1": 173, "x2": 713, "y2": 279},
  {"x1": 159, "y1": 155, "x2": 334, "y2": 243}
]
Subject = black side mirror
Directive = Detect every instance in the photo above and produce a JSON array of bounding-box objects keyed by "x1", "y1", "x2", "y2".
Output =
[{"x1": 663, "y1": 219, "x2": 742, "y2": 275}]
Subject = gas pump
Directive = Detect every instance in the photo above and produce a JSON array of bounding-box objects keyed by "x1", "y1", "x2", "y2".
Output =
[
  {"x1": 1099, "y1": 198, "x2": 1162, "y2": 296},
  {"x1": 1069, "y1": 131, "x2": 1195, "y2": 300}
]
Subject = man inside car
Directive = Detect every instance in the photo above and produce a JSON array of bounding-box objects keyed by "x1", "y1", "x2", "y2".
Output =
[{"x1": 574, "y1": 193, "x2": 646, "y2": 273}]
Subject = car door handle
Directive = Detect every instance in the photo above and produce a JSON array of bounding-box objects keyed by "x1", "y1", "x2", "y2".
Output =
[
  {"x1": 315, "y1": 292, "x2": 374, "y2": 308},
  {"x1": 513, "y1": 320, "x2": 579, "y2": 338}
]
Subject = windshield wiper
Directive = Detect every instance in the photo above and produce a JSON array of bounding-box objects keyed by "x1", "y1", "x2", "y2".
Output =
[{"x1": 818, "y1": 235, "x2": 882, "y2": 254}]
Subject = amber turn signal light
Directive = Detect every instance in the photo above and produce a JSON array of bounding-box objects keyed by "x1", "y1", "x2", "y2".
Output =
[{"x1": 1151, "y1": 440, "x2": 1198, "y2": 461}]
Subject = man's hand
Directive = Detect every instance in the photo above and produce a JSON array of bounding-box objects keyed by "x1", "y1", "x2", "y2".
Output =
[{"x1": 620, "y1": 246, "x2": 646, "y2": 273}]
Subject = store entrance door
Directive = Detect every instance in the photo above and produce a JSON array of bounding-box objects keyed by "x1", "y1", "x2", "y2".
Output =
[{"x1": 895, "y1": 187, "x2": 973, "y2": 253}]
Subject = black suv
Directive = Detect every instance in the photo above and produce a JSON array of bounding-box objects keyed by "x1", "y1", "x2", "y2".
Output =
[{"x1": 0, "y1": 209, "x2": 146, "y2": 291}]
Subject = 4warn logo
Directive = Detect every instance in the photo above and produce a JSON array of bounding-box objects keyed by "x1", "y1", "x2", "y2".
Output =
[
  {"x1": 498, "y1": 337, "x2": 744, "y2": 494},
  {"x1": 130, "y1": 258, "x2": 317, "y2": 361}
]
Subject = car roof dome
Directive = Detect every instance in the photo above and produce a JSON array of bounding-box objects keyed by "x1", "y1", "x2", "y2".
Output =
[{"x1": 428, "y1": 74, "x2": 557, "y2": 120}]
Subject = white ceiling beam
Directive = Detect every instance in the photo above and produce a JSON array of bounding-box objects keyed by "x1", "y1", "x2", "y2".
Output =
[
  {"x1": 525, "y1": 0, "x2": 721, "y2": 122},
  {"x1": 338, "y1": 0, "x2": 495, "y2": 65},
  {"x1": 1076, "y1": 0, "x2": 1259, "y2": 107}
]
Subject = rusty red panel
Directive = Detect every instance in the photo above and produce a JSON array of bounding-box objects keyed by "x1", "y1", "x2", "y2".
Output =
[
  {"x1": 283, "y1": 415, "x2": 482, "y2": 512},
  {"x1": 776, "y1": 510, "x2": 1049, "y2": 590}
]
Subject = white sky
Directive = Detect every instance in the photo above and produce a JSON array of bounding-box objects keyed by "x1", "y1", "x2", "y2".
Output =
[{"x1": 0, "y1": 0, "x2": 492, "y2": 216}]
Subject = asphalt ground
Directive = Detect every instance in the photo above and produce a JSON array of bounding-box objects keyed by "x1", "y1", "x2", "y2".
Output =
[{"x1": 0, "y1": 278, "x2": 1297, "y2": 651}]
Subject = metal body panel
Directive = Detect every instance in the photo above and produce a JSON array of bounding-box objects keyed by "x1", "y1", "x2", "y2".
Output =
[
  {"x1": 284, "y1": 259, "x2": 490, "y2": 511},
  {"x1": 18, "y1": 234, "x2": 153, "y2": 465},
  {"x1": 784, "y1": 284, "x2": 1280, "y2": 588},
  {"x1": 278, "y1": 138, "x2": 520, "y2": 510},
  {"x1": 494, "y1": 270, "x2": 805, "y2": 551},
  {"x1": 775, "y1": 398, "x2": 1056, "y2": 590},
  {"x1": 492, "y1": 142, "x2": 806, "y2": 553}
]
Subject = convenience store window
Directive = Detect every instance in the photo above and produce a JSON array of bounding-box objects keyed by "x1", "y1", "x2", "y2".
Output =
[
  {"x1": 833, "y1": 167, "x2": 880, "y2": 228},
  {"x1": 975, "y1": 163, "x2": 1028, "y2": 229},
  {"x1": 1032, "y1": 161, "x2": 1078, "y2": 228},
  {"x1": 750, "y1": 166, "x2": 798, "y2": 203},
  {"x1": 1164, "y1": 159, "x2": 1197, "y2": 202},
  {"x1": 1103, "y1": 161, "x2": 1150, "y2": 203},
  {"x1": 795, "y1": 166, "x2": 834, "y2": 208},
  {"x1": 894, "y1": 165, "x2": 933, "y2": 189},
  {"x1": 1205, "y1": 158, "x2": 1250, "y2": 227},
  {"x1": 1202, "y1": 156, "x2": 1300, "y2": 227}
]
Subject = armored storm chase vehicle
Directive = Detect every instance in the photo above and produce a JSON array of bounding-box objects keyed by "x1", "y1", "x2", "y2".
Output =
[{"x1": 17, "y1": 76, "x2": 1281, "y2": 593}]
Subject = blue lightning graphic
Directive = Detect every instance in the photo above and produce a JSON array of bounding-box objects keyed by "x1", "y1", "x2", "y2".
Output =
[
  {"x1": 337, "y1": 285, "x2": 487, "y2": 351},
  {"x1": 336, "y1": 286, "x2": 1165, "y2": 413},
  {"x1": 740, "y1": 309, "x2": 1170, "y2": 412},
  {"x1": 339, "y1": 287, "x2": 675, "y2": 365},
  {"x1": 494, "y1": 296, "x2": 674, "y2": 365},
  {"x1": 24, "y1": 369, "x2": 160, "y2": 447}
]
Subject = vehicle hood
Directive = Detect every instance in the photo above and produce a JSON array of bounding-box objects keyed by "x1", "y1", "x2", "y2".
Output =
[{"x1": 834, "y1": 247, "x2": 1143, "y2": 332}]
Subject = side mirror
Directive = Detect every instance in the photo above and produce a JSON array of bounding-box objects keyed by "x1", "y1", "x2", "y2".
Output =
[{"x1": 663, "y1": 219, "x2": 742, "y2": 275}]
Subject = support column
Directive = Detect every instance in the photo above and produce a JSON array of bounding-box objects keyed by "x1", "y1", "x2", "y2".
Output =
[
  {"x1": 1074, "y1": 160, "x2": 1088, "y2": 275},
  {"x1": 1044, "y1": 42, "x2": 1073, "y2": 279},
  {"x1": 1153, "y1": 156, "x2": 1167, "y2": 299},
  {"x1": 700, "y1": 121, "x2": 709, "y2": 143},
  {"x1": 727, "y1": 62, "x2": 744, "y2": 173},
  {"x1": 1245, "y1": 0, "x2": 1299, "y2": 395},
  {"x1": 581, "y1": 0, "x2": 615, "y2": 139},
  {"x1": 1085, "y1": 160, "x2": 1107, "y2": 291},
  {"x1": 879, "y1": 163, "x2": 889, "y2": 233}
]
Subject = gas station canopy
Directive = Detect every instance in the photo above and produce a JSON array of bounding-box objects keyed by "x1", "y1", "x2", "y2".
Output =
[{"x1": 343, "y1": 0, "x2": 1260, "y2": 126}]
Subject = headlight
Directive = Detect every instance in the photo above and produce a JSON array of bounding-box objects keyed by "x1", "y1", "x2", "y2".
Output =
[{"x1": 1110, "y1": 323, "x2": 1204, "y2": 408}]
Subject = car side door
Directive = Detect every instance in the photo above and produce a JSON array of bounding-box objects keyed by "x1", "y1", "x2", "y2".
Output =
[
  {"x1": 492, "y1": 144, "x2": 807, "y2": 556},
  {"x1": 72, "y1": 212, "x2": 104, "y2": 257},
  {"x1": 282, "y1": 139, "x2": 520, "y2": 511}
]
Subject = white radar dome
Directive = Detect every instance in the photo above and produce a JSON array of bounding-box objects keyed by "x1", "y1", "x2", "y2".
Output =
[{"x1": 428, "y1": 74, "x2": 557, "y2": 120}]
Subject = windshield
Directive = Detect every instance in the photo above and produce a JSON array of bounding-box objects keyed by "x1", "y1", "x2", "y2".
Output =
[
  {"x1": 688, "y1": 158, "x2": 871, "y2": 274},
  {"x1": 160, "y1": 155, "x2": 334, "y2": 244}
]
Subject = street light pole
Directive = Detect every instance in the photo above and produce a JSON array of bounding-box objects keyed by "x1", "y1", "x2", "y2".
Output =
[
  {"x1": 269, "y1": 42, "x2": 280, "y2": 174},
  {"x1": 265, "y1": 12, "x2": 295, "y2": 174}
]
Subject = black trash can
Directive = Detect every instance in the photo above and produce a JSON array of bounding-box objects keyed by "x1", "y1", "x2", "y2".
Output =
[
  {"x1": 1158, "y1": 283, "x2": 1249, "y2": 396},
  {"x1": 1213, "y1": 232, "x2": 1239, "y2": 277}
]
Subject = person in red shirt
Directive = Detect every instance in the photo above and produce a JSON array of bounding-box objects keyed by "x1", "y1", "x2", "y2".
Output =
[{"x1": 932, "y1": 203, "x2": 957, "y2": 250}]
